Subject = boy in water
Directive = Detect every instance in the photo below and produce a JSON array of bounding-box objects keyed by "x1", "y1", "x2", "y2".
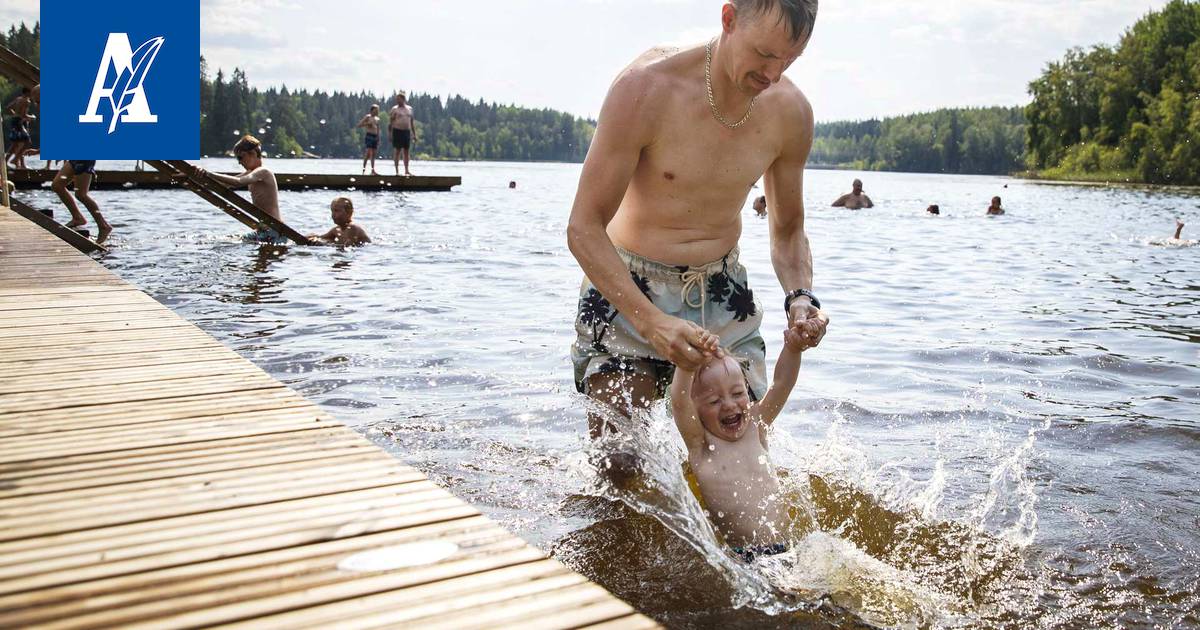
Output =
[
  {"x1": 308, "y1": 197, "x2": 371, "y2": 247},
  {"x1": 197, "y1": 135, "x2": 282, "y2": 241},
  {"x1": 986, "y1": 196, "x2": 1005, "y2": 216},
  {"x1": 670, "y1": 325, "x2": 809, "y2": 561}
]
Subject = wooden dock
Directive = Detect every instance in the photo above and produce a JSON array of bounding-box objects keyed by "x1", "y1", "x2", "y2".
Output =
[
  {"x1": 8, "y1": 169, "x2": 461, "y2": 192},
  {"x1": 0, "y1": 207, "x2": 654, "y2": 628}
]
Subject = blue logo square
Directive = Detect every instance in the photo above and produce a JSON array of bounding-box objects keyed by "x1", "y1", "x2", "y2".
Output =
[{"x1": 40, "y1": 0, "x2": 199, "y2": 159}]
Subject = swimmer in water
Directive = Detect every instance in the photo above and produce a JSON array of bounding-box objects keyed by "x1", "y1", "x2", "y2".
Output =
[
  {"x1": 1173, "y1": 218, "x2": 1185, "y2": 241},
  {"x1": 986, "y1": 196, "x2": 1005, "y2": 216},
  {"x1": 670, "y1": 323, "x2": 811, "y2": 561},
  {"x1": 308, "y1": 196, "x2": 371, "y2": 247}
]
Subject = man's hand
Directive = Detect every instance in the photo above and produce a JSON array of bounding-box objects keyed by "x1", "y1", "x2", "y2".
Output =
[
  {"x1": 787, "y1": 299, "x2": 829, "y2": 349},
  {"x1": 645, "y1": 315, "x2": 721, "y2": 371}
]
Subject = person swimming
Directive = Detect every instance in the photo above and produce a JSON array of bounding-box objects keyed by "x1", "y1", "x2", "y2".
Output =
[
  {"x1": 670, "y1": 323, "x2": 812, "y2": 561},
  {"x1": 307, "y1": 196, "x2": 371, "y2": 247}
]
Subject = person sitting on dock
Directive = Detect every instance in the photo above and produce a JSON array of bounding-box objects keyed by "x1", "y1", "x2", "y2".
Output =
[
  {"x1": 5, "y1": 87, "x2": 35, "y2": 170},
  {"x1": 670, "y1": 324, "x2": 811, "y2": 562},
  {"x1": 832, "y1": 178, "x2": 873, "y2": 209},
  {"x1": 986, "y1": 196, "x2": 1005, "y2": 216},
  {"x1": 389, "y1": 92, "x2": 417, "y2": 177},
  {"x1": 357, "y1": 104, "x2": 381, "y2": 175},
  {"x1": 197, "y1": 135, "x2": 283, "y2": 241},
  {"x1": 308, "y1": 196, "x2": 371, "y2": 247},
  {"x1": 51, "y1": 160, "x2": 112, "y2": 243}
]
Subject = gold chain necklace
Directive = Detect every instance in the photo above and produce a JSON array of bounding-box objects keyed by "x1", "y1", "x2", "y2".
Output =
[{"x1": 705, "y1": 39, "x2": 757, "y2": 129}]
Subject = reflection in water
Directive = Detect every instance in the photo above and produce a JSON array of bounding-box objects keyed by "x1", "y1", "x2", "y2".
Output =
[{"x1": 81, "y1": 161, "x2": 1200, "y2": 627}]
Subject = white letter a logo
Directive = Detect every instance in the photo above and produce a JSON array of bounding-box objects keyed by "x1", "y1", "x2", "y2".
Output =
[{"x1": 79, "y1": 33, "x2": 164, "y2": 133}]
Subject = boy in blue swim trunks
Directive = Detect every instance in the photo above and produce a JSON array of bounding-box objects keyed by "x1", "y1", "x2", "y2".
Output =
[
  {"x1": 5, "y1": 87, "x2": 35, "y2": 170},
  {"x1": 51, "y1": 159, "x2": 112, "y2": 242},
  {"x1": 670, "y1": 324, "x2": 809, "y2": 561},
  {"x1": 357, "y1": 104, "x2": 381, "y2": 175}
]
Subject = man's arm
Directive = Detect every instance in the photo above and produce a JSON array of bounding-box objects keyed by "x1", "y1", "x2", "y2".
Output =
[
  {"x1": 765, "y1": 92, "x2": 829, "y2": 347},
  {"x1": 831, "y1": 194, "x2": 847, "y2": 207},
  {"x1": 669, "y1": 367, "x2": 705, "y2": 453},
  {"x1": 410, "y1": 110, "x2": 417, "y2": 143},
  {"x1": 566, "y1": 65, "x2": 717, "y2": 370},
  {"x1": 863, "y1": 195, "x2": 874, "y2": 208}
]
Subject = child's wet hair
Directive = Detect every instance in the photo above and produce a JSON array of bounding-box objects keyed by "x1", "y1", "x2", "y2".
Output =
[
  {"x1": 332, "y1": 196, "x2": 353, "y2": 212},
  {"x1": 690, "y1": 354, "x2": 748, "y2": 397}
]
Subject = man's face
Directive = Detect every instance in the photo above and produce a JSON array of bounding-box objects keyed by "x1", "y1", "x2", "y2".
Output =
[
  {"x1": 726, "y1": 5, "x2": 810, "y2": 95},
  {"x1": 852, "y1": 180, "x2": 863, "y2": 193},
  {"x1": 691, "y1": 357, "x2": 753, "y2": 442},
  {"x1": 331, "y1": 203, "x2": 352, "y2": 226}
]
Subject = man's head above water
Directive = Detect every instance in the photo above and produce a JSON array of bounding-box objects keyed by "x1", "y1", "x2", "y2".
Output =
[{"x1": 690, "y1": 354, "x2": 754, "y2": 442}]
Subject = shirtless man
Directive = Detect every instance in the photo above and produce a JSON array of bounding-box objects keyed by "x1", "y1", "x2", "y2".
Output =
[
  {"x1": 357, "y1": 104, "x2": 381, "y2": 175},
  {"x1": 568, "y1": 0, "x2": 827, "y2": 435},
  {"x1": 197, "y1": 135, "x2": 282, "y2": 239},
  {"x1": 5, "y1": 87, "x2": 35, "y2": 170},
  {"x1": 831, "y1": 178, "x2": 873, "y2": 209},
  {"x1": 388, "y1": 92, "x2": 417, "y2": 176}
]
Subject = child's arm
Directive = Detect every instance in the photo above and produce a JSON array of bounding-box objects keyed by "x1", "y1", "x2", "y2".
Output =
[
  {"x1": 754, "y1": 328, "x2": 805, "y2": 425},
  {"x1": 670, "y1": 366, "x2": 705, "y2": 454}
]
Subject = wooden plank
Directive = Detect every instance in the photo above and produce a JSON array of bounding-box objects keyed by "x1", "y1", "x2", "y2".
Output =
[
  {"x1": 0, "y1": 479, "x2": 440, "y2": 565},
  {"x1": 0, "y1": 347, "x2": 233, "y2": 378},
  {"x1": 201, "y1": 559, "x2": 579, "y2": 630},
  {"x1": 0, "y1": 518, "x2": 520, "y2": 628},
  {"x1": 0, "y1": 302, "x2": 165, "y2": 321},
  {"x1": 0, "y1": 43, "x2": 39, "y2": 88},
  {"x1": 0, "y1": 330, "x2": 226, "y2": 360},
  {"x1": 0, "y1": 359, "x2": 265, "y2": 396},
  {"x1": 5, "y1": 199, "x2": 108, "y2": 254},
  {"x1": 0, "y1": 487, "x2": 469, "y2": 584},
  {"x1": 0, "y1": 317, "x2": 195, "y2": 340},
  {"x1": 0, "y1": 388, "x2": 304, "y2": 434}
]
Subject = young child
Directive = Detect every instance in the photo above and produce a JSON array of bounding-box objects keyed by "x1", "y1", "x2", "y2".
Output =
[
  {"x1": 670, "y1": 325, "x2": 808, "y2": 561},
  {"x1": 308, "y1": 197, "x2": 371, "y2": 246},
  {"x1": 986, "y1": 196, "x2": 1005, "y2": 216}
]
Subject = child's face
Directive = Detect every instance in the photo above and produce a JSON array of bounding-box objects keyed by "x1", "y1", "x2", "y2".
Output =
[
  {"x1": 691, "y1": 356, "x2": 753, "y2": 442},
  {"x1": 331, "y1": 203, "x2": 352, "y2": 226}
]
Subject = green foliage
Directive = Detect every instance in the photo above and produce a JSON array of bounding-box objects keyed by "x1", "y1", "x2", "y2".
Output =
[
  {"x1": 1026, "y1": 0, "x2": 1200, "y2": 184},
  {"x1": 812, "y1": 107, "x2": 1026, "y2": 175},
  {"x1": 199, "y1": 65, "x2": 596, "y2": 162}
]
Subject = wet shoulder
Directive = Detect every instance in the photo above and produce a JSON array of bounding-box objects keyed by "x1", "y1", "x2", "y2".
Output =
[{"x1": 765, "y1": 76, "x2": 813, "y2": 127}]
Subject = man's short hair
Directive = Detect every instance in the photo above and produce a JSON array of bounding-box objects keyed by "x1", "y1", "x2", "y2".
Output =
[{"x1": 732, "y1": 0, "x2": 818, "y2": 43}]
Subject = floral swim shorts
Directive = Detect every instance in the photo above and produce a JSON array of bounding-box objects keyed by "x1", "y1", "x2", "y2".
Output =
[{"x1": 572, "y1": 246, "x2": 767, "y2": 400}]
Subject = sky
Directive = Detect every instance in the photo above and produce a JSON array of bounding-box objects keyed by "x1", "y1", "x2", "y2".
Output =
[{"x1": 1, "y1": 0, "x2": 1174, "y2": 122}]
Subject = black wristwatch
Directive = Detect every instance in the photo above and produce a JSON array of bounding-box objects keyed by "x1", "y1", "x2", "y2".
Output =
[{"x1": 784, "y1": 288, "x2": 821, "y2": 313}]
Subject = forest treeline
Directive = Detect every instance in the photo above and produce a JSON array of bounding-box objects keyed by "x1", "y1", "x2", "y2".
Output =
[
  {"x1": 6, "y1": 2, "x2": 1200, "y2": 182},
  {"x1": 198, "y1": 60, "x2": 596, "y2": 162},
  {"x1": 1024, "y1": 0, "x2": 1200, "y2": 185},
  {"x1": 811, "y1": 107, "x2": 1026, "y2": 175}
]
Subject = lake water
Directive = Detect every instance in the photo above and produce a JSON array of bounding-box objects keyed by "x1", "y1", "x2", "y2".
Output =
[{"x1": 18, "y1": 159, "x2": 1199, "y2": 628}]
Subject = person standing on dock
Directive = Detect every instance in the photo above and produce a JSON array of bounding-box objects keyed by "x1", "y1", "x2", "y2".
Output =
[
  {"x1": 568, "y1": 0, "x2": 828, "y2": 437},
  {"x1": 197, "y1": 135, "x2": 283, "y2": 240},
  {"x1": 51, "y1": 160, "x2": 112, "y2": 243},
  {"x1": 357, "y1": 104, "x2": 381, "y2": 175},
  {"x1": 389, "y1": 92, "x2": 417, "y2": 176},
  {"x1": 5, "y1": 86, "x2": 35, "y2": 170}
]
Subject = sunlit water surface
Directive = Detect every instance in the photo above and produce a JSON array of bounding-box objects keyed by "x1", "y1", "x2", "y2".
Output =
[{"x1": 22, "y1": 159, "x2": 1199, "y2": 628}]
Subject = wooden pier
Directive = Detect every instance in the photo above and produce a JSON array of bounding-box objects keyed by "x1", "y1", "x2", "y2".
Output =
[
  {"x1": 0, "y1": 207, "x2": 654, "y2": 628},
  {"x1": 8, "y1": 168, "x2": 461, "y2": 192}
]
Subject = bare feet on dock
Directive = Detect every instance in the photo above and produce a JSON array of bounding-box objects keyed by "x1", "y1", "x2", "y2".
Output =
[
  {"x1": 96, "y1": 222, "x2": 113, "y2": 243},
  {"x1": 65, "y1": 218, "x2": 87, "y2": 229}
]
